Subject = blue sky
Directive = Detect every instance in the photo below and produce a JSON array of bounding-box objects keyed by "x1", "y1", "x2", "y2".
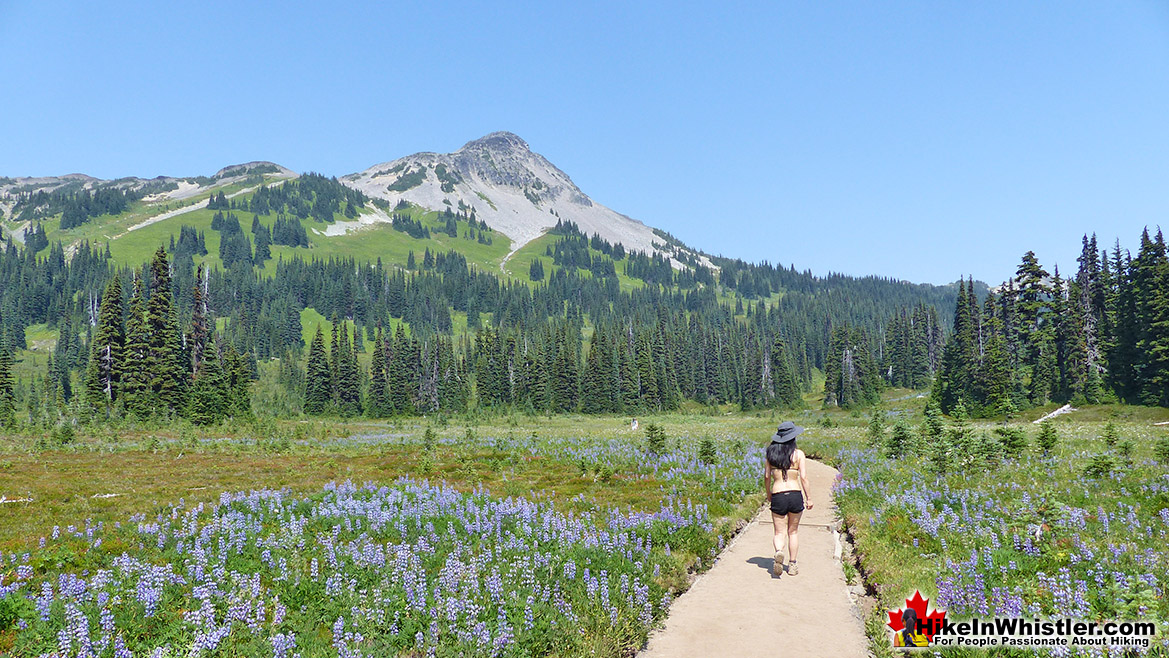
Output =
[{"x1": 1, "y1": 1, "x2": 1167, "y2": 285}]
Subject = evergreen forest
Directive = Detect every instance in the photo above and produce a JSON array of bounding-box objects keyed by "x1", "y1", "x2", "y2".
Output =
[{"x1": 1, "y1": 211, "x2": 1165, "y2": 431}]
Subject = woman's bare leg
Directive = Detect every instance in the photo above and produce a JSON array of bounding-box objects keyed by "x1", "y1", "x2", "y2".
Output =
[
  {"x1": 771, "y1": 512, "x2": 787, "y2": 553},
  {"x1": 771, "y1": 511, "x2": 787, "y2": 576},
  {"x1": 786, "y1": 511, "x2": 803, "y2": 562}
]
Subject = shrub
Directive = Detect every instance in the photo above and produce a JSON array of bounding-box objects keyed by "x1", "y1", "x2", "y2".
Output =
[
  {"x1": 598, "y1": 465, "x2": 615, "y2": 483},
  {"x1": 493, "y1": 431, "x2": 512, "y2": 453},
  {"x1": 974, "y1": 431, "x2": 1003, "y2": 466},
  {"x1": 0, "y1": 593, "x2": 35, "y2": 633},
  {"x1": 51, "y1": 423, "x2": 75, "y2": 446},
  {"x1": 1118, "y1": 439, "x2": 1134, "y2": 464},
  {"x1": 1101, "y1": 422, "x2": 1119, "y2": 448},
  {"x1": 645, "y1": 423, "x2": 666, "y2": 455},
  {"x1": 1155, "y1": 437, "x2": 1169, "y2": 464},
  {"x1": 994, "y1": 426, "x2": 1028, "y2": 458},
  {"x1": 1036, "y1": 421, "x2": 1058, "y2": 455},
  {"x1": 1083, "y1": 453, "x2": 1115, "y2": 478},
  {"x1": 948, "y1": 401, "x2": 975, "y2": 467},
  {"x1": 423, "y1": 426, "x2": 437, "y2": 452},
  {"x1": 698, "y1": 436, "x2": 717, "y2": 465},
  {"x1": 921, "y1": 399, "x2": 945, "y2": 442},
  {"x1": 885, "y1": 418, "x2": 915, "y2": 459},
  {"x1": 867, "y1": 410, "x2": 886, "y2": 447}
]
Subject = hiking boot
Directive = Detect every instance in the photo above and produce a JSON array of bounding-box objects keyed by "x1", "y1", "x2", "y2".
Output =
[
  {"x1": 788, "y1": 560, "x2": 799, "y2": 576},
  {"x1": 772, "y1": 550, "x2": 785, "y2": 576}
]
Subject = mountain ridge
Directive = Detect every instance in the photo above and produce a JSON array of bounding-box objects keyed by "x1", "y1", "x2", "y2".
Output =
[
  {"x1": 1, "y1": 134, "x2": 704, "y2": 266},
  {"x1": 342, "y1": 131, "x2": 704, "y2": 265}
]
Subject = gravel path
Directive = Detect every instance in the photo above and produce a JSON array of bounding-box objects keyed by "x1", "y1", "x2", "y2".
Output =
[{"x1": 639, "y1": 459, "x2": 869, "y2": 658}]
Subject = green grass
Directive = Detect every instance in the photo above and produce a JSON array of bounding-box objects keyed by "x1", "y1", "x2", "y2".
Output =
[
  {"x1": 0, "y1": 411, "x2": 770, "y2": 657},
  {"x1": 298, "y1": 307, "x2": 409, "y2": 354},
  {"x1": 4, "y1": 180, "x2": 682, "y2": 297},
  {"x1": 502, "y1": 231, "x2": 646, "y2": 292},
  {"x1": 97, "y1": 195, "x2": 512, "y2": 276},
  {"x1": 295, "y1": 207, "x2": 511, "y2": 273},
  {"x1": 819, "y1": 402, "x2": 1169, "y2": 657},
  {"x1": 25, "y1": 175, "x2": 291, "y2": 256}
]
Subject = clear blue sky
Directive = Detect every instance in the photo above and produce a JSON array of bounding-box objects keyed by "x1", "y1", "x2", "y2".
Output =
[{"x1": 2, "y1": 1, "x2": 1167, "y2": 285}]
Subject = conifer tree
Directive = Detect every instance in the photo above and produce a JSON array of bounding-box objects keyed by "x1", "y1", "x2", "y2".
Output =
[
  {"x1": 186, "y1": 339, "x2": 228, "y2": 425},
  {"x1": 388, "y1": 323, "x2": 415, "y2": 414},
  {"x1": 1036, "y1": 421, "x2": 1059, "y2": 456},
  {"x1": 84, "y1": 277, "x2": 124, "y2": 413},
  {"x1": 551, "y1": 328, "x2": 580, "y2": 412},
  {"x1": 770, "y1": 336, "x2": 801, "y2": 407},
  {"x1": 145, "y1": 248, "x2": 185, "y2": 413},
  {"x1": 867, "y1": 409, "x2": 886, "y2": 447},
  {"x1": 580, "y1": 326, "x2": 616, "y2": 413},
  {"x1": 1132, "y1": 229, "x2": 1169, "y2": 405},
  {"x1": 886, "y1": 417, "x2": 914, "y2": 459},
  {"x1": 1014, "y1": 251, "x2": 1050, "y2": 358},
  {"x1": 979, "y1": 314, "x2": 1013, "y2": 415},
  {"x1": 994, "y1": 425, "x2": 1027, "y2": 458},
  {"x1": 221, "y1": 343, "x2": 254, "y2": 419},
  {"x1": 189, "y1": 266, "x2": 209, "y2": 377},
  {"x1": 367, "y1": 328, "x2": 388, "y2": 416},
  {"x1": 0, "y1": 338, "x2": 14, "y2": 429},
  {"x1": 121, "y1": 274, "x2": 152, "y2": 416},
  {"x1": 303, "y1": 326, "x2": 332, "y2": 415},
  {"x1": 334, "y1": 322, "x2": 362, "y2": 416}
]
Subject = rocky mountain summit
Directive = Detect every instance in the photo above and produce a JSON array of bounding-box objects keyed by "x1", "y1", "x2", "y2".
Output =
[
  {"x1": 344, "y1": 132, "x2": 689, "y2": 261},
  {"x1": 2, "y1": 136, "x2": 700, "y2": 265}
]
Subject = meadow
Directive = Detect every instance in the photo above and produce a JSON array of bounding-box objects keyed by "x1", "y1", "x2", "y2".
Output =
[
  {"x1": 1, "y1": 403, "x2": 1168, "y2": 656},
  {"x1": 0, "y1": 413, "x2": 774, "y2": 657},
  {"x1": 824, "y1": 404, "x2": 1169, "y2": 657}
]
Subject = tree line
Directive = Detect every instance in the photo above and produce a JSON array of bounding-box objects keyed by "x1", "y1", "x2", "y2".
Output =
[
  {"x1": 0, "y1": 209, "x2": 983, "y2": 427},
  {"x1": 933, "y1": 229, "x2": 1169, "y2": 415}
]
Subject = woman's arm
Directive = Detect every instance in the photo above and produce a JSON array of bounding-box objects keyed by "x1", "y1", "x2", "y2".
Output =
[
  {"x1": 798, "y1": 451, "x2": 814, "y2": 510},
  {"x1": 763, "y1": 459, "x2": 771, "y2": 503}
]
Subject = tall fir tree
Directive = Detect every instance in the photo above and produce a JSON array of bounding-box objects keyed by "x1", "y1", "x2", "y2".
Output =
[
  {"x1": 769, "y1": 335, "x2": 802, "y2": 407},
  {"x1": 222, "y1": 343, "x2": 254, "y2": 419},
  {"x1": 121, "y1": 274, "x2": 152, "y2": 417},
  {"x1": 186, "y1": 338, "x2": 229, "y2": 425},
  {"x1": 367, "y1": 327, "x2": 388, "y2": 416},
  {"x1": 145, "y1": 248, "x2": 186, "y2": 414},
  {"x1": 189, "y1": 265, "x2": 210, "y2": 377},
  {"x1": 303, "y1": 326, "x2": 332, "y2": 415},
  {"x1": 84, "y1": 276, "x2": 125, "y2": 414},
  {"x1": 0, "y1": 336, "x2": 14, "y2": 429}
]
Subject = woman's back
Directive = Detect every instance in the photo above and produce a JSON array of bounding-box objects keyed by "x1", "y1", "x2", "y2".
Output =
[{"x1": 769, "y1": 449, "x2": 803, "y2": 492}]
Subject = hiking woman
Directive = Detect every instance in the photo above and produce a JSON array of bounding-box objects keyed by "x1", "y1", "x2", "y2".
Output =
[{"x1": 764, "y1": 421, "x2": 812, "y2": 576}]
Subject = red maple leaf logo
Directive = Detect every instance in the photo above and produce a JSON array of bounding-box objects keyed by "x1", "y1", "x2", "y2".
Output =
[{"x1": 887, "y1": 590, "x2": 947, "y2": 642}]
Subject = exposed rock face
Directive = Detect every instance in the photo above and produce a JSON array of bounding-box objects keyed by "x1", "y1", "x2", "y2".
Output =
[
  {"x1": 344, "y1": 132, "x2": 684, "y2": 259},
  {"x1": 0, "y1": 162, "x2": 294, "y2": 202}
]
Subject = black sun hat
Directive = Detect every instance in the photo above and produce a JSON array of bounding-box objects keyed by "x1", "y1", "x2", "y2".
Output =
[{"x1": 770, "y1": 421, "x2": 805, "y2": 444}]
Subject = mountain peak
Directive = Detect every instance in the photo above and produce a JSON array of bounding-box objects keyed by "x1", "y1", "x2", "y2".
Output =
[
  {"x1": 459, "y1": 131, "x2": 530, "y2": 153},
  {"x1": 345, "y1": 133, "x2": 704, "y2": 266}
]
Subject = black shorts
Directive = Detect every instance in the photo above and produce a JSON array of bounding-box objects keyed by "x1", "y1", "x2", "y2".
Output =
[{"x1": 770, "y1": 491, "x2": 804, "y2": 515}]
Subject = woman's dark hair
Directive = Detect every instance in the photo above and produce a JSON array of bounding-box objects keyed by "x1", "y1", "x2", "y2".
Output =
[
  {"x1": 766, "y1": 441, "x2": 797, "y2": 480},
  {"x1": 901, "y1": 608, "x2": 919, "y2": 646}
]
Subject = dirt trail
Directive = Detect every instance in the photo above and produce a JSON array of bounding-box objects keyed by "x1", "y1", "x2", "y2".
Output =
[{"x1": 640, "y1": 459, "x2": 868, "y2": 658}]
